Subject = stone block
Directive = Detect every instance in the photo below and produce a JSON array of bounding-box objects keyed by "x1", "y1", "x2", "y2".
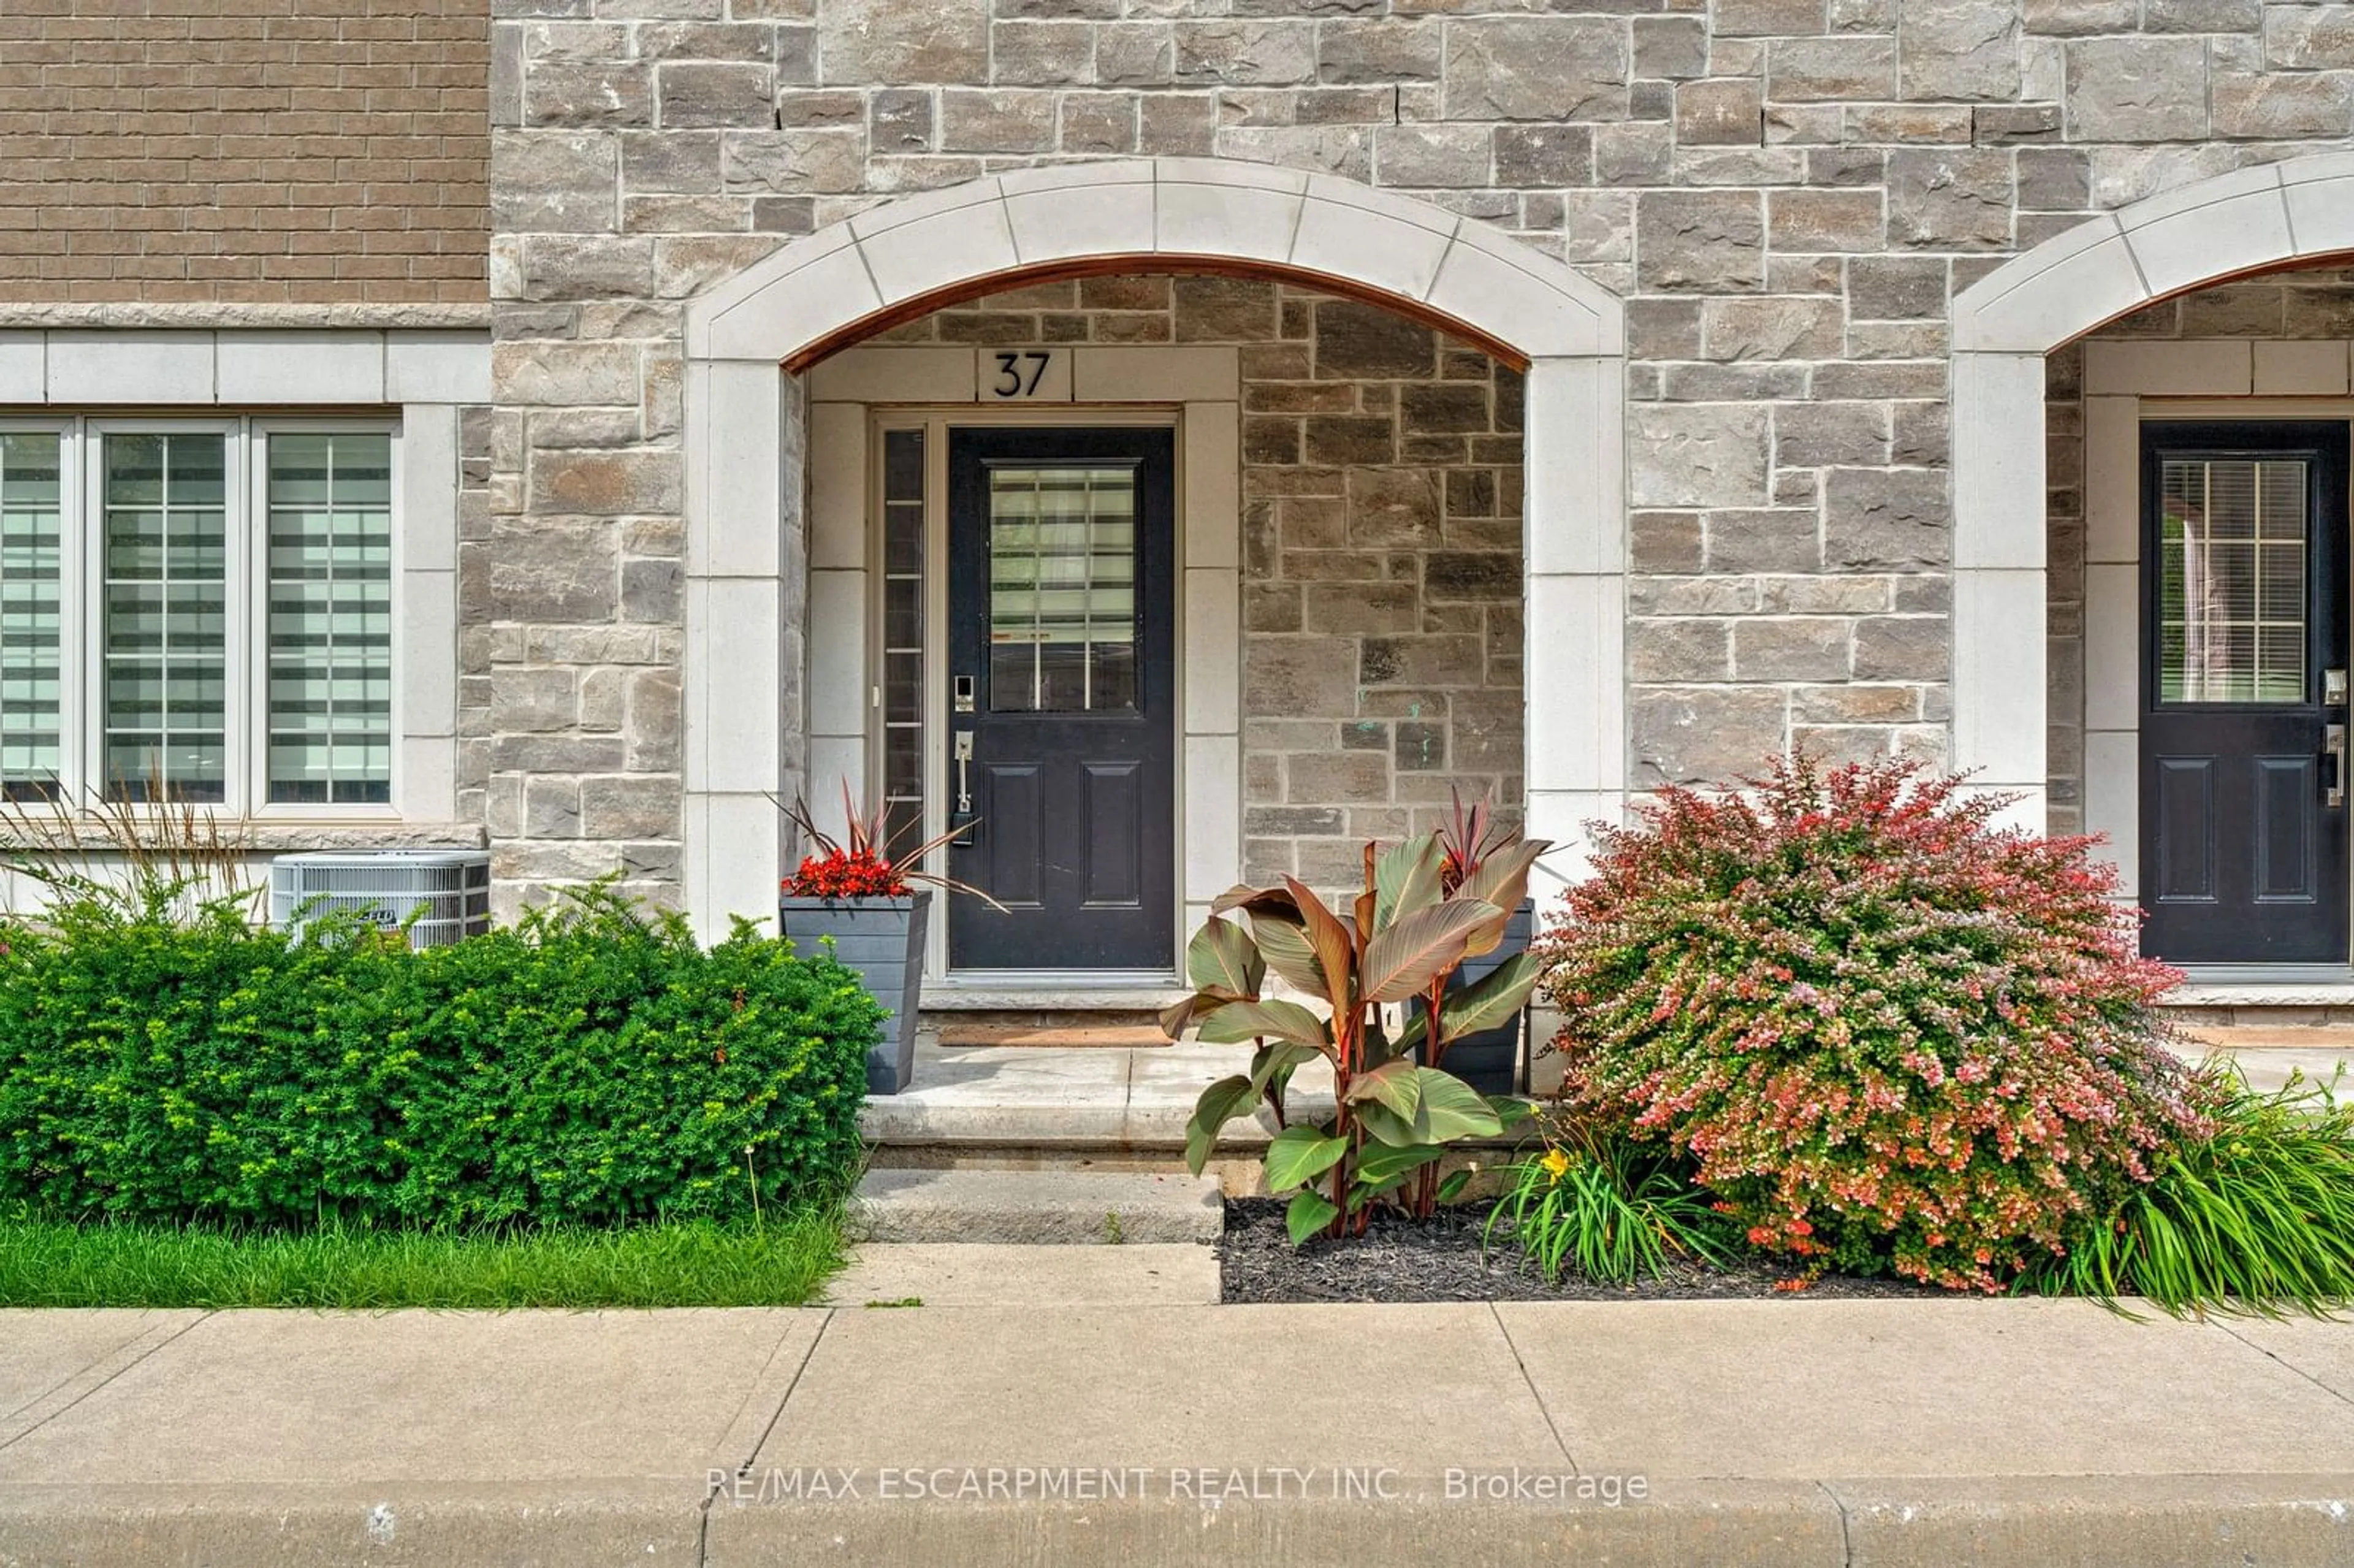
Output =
[
  {"x1": 720, "y1": 130, "x2": 867, "y2": 194},
  {"x1": 2065, "y1": 37, "x2": 2208, "y2": 140},
  {"x1": 993, "y1": 21, "x2": 1095, "y2": 85},
  {"x1": 1899, "y1": 0, "x2": 2021, "y2": 101},
  {"x1": 1493, "y1": 126, "x2": 1593, "y2": 187},
  {"x1": 495, "y1": 668, "x2": 578, "y2": 735},
  {"x1": 870, "y1": 89, "x2": 934, "y2": 153},
  {"x1": 1769, "y1": 36, "x2": 1899, "y2": 102},
  {"x1": 1423, "y1": 553, "x2": 1520, "y2": 602},
  {"x1": 1886, "y1": 148, "x2": 2013, "y2": 249},
  {"x1": 1376, "y1": 124, "x2": 1492, "y2": 189},
  {"x1": 818, "y1": 0, "x2": 988, "y2": 86},
  {"x1": 1632, "y1": 686, "x2": 1790, "y2": 786},
  {"x1": 1704, "y1": 509, "x2": 1823, "y2": 573},
  {"x1": 581, "y1": 774, "x2": 682, "y2": 839},
  {"x1": 1824, "y1": 468, "x2": 1951, "y2": 569},
  {"x1": 657, "y1": 63, "x2": 773, "y2": 129},
  {"x1": 527, "y1": 62, "x2": 653, "y2": 129},
  {"x1": 1629, "y1": 619, "x2": 1731, "y2": 682},
  {"x1": 1636, "y1": 191, "x2": 1765, "y2": 292},
  {"x1": 531, "y1": 450, "x2": 682, "y2": 516},
  {"x1": 492, "y1": 130, "x2": 617, "y2": 234},
  {"x1": 1287, "y1": 751, "x2": 1391, "y2": 802},
  {"x1": 1701, "y1": 296, "x2": 1844, "y2": 362},
  {"x1": 1175, "y1": 20, "x2": 1317, "y2": 86},
  {"x1": 1734, "y1": 618, "x2": 1851, "y2": 681},
  {"x1": 1848, "y1": 255, "x2": 1949, "y2": 320},
  {"x1": 1176, "y1": 278, "x2": 1280, "y2": 342},
  {"x1": 1305, "y1": 417, "x2": 1396, "y2": 465},
  {"x1": 1361, "y1": 635, "x2": 1485, "y2": 687},
  {"x1": 1769, "y1": 189, "x2": 1884, "y2": 251},
  {"x1": 1717, "y1": 0, "x2": 1828, "y2": 35},
  {"x1": 1632, "y1": 15, "x2": 1710, "y2": 79},
  {"x1": 523, "y1": 774, "x2": 581, "y2": 838},
  {"x1": 1345, "y1": 468, "x2": 1444, "y2": 549},
  {"x1": 494, "y1": 341, "x2": 641, "y2": 406},
  {"x1": 1319, "y1": 20, "x2": 1442, "y2": 83},
  {"x1": 1852, "y1": 614, "x2": 1949, "y2": 680},
  {"x1": 1313, "y1": 300, "x2": 1435, "y2": 379},
  {"x1": 1776, "y1": 403, "x2": 1890, "y2": 468},
  {"x1": 490, "y1": 522, "x2": 619, "y2": 623},
  {"x1": 1444, "y1": 18, "x2": 1629, "y2": 121},
  {"x1": 1676, "y1": 79, "x2": 1763, "y2": 147},
  {"x1": 1628, "y1": 403, "x2": 1772, "y2": 509},
  {"x1": 2212, "y1": 72, "x2": 2354, "y2": 138},
  {"x1": 1247, "y1": 641, "x2": 1360, "y2": 716}
]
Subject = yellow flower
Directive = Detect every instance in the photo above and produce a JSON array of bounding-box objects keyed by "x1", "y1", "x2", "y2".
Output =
[{"x1": 1539, "y1": 1147, "x2": 1572, "y2": 1185}]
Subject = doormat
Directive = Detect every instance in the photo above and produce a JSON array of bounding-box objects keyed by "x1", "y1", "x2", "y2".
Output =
[{"x1": 936, "y1": 1024, "x2": 1174, "y2": 1048}]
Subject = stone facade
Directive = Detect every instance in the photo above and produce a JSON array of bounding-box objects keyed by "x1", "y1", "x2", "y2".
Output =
[
  {"x1": 480, "y1": 0, "x2": 2354, "y2": 910},
  {"x1": 868, "y1": 278, "x2": 1526, "y2": 888},
  {"x1": 1, "y1": 0, "x2": 490, "y2": 305},
  {"x1": 2043, "y1": 270, "x2": 2354, "y2": 838}
]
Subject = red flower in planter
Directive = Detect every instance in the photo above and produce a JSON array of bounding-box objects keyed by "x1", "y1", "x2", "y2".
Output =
[{"x1": 777, "y1": 784, "x2": 1004, "y2": 908}]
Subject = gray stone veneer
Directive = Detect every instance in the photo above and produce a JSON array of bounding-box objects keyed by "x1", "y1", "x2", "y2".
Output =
[{"x1": 486, "y1": 0, "x2": 2354, "y2": 908}]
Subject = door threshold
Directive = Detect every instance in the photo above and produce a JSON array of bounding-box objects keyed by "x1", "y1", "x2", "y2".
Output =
[{"x1": 923, "y1": 972, "x2": 1186, "y2": 1011}]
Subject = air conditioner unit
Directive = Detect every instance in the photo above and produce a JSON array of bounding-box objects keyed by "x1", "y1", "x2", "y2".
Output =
[{"x1": 270, "y1": 851, "x2": 492, "y2": 948}]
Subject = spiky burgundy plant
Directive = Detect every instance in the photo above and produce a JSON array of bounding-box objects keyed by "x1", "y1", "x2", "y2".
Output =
[{"x1": 1535, "y1": 754, "x2": 2216, "y2": 1293}]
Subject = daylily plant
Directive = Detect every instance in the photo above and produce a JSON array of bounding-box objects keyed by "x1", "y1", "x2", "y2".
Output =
[{"x1": 1163, "y1": 829, "x2": 1550, "y2": 1245}]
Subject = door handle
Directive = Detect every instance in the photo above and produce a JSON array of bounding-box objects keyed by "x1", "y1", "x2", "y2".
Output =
[{"x1": 2329, "y1": 723, "x2": 2347, "y2": 810}]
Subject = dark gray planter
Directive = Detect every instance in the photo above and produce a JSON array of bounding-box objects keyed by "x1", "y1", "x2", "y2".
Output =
[
  {"x1": 779, "y1": 892, "x2": 930, "y2": 1096},
  {"x1": 1415, "y1": 898, "x2": 1536, "y2": 1097}
]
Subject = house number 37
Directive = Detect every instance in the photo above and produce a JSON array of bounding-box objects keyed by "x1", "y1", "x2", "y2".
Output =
[{"x1": 991, "y1": 351, "x2": 1053, "y2": 397}]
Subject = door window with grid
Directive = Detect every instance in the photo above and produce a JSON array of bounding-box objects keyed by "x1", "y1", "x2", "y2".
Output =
[{"x1": 0, "y1": 420, "x2": 397, "y2": 810}]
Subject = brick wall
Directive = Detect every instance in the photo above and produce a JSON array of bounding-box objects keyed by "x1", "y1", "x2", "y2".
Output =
[{"x1": 0, "y1": 0, "x2": 489, "y2": 305}]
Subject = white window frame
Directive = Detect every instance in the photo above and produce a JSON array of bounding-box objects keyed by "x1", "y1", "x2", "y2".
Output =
[{"x1": 0, "y1": 414, "x2": 404, "y2": 821}]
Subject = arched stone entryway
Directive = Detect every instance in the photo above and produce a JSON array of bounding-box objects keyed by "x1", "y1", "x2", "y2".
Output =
[
  {"x1": 675, "y1": 158, "x2": 1628, "y2": 948},
  {"x1": 1948, "y1": 154, "x2": 2354, "y2": 834}
]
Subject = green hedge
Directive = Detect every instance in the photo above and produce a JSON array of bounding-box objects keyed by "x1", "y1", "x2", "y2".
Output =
[{"x1": 0, "y1": 888, "x2": 880, "y2": 1230}]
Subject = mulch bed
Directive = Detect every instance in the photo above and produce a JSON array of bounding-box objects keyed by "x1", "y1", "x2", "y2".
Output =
[{"x1": 1217, "y1": 1197, "x2": 1945, "y2": 1304}]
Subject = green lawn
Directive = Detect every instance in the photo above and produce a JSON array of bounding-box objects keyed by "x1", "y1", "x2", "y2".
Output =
[{"x1": 0, "y1": 1210, "x2": 848, "y2": 1309}]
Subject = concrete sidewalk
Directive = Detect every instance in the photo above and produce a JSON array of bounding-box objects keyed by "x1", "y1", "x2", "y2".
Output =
[{"x1": 1, "y1": 1302, "x2": 2350, "y2": 1566}]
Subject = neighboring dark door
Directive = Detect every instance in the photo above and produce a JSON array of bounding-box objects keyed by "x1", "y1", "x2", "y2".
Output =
[
  {"x1": 945, "y1": 427, "x2": 1176, "y2": 970},
  {"x1": 2140, "y1": 421, "x2": 2351, "y2": 964}
]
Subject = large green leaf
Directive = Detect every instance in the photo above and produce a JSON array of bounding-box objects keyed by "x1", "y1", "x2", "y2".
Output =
[
  {"x1": 1353, "y1": 1139, "x2": 1442, "y2": 1186},
  {"x1": 1455, "y1": 841, "x2": 1549, "y2": 958},
  {"x1": 1196, "y1": 999, "x2": 1332, "y2": 1054},
  {"x1": 1246, "y1": 911, "x2": 1330, "y2": 1001},
  {"x1": 1249, "y1": 1041, "x2": 1318, "y2": 1098},
  {"x1": 1436, "y1": 950, "x2": 1544, "y2": 1045},
  {"x1": 1184, "y1": 1075, "x2": 1257, "y2": 1176},
  {"x1": 1345, "y1": 1057, "x2": 1421, "y2": 1121},
  {"x1": 1285, "y1": 877, "x2": 1359, "y2": 1010},
  {"x1": 1285, "y1": 1189, "x2": 1340, "y2": 1246},
  {"x1": 1351, "y1": 1098, "x2": 1420, "y2": 1149},
  {"x1": 1264, "y1": 1125, "x2": 1349, "y2": 1192},
  {"x1": 1373, "y1": 834, "x2": 1446, "y2": 932},
  {"x1": 1486, "y1": 1094, "x2": 1537, "y2": 1132},
  {"x1": 1359, "y1": 900, "x2": 1498, "y2": 1003},
  {"x1": 1184, "y1": 917, "x2": 1264, "y2": 1001},
  {"x1": 1436, "y1": 1168, "x2": 1472, "y2": 1205},
  {"x1": 1416, "y1": 1067, "x2": 1505, "y2": 1141}
]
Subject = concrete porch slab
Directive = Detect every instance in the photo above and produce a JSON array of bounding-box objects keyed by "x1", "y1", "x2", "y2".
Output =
[{"x1": 846, "y1": 1168, "x2": 1222, "y2": 1244}]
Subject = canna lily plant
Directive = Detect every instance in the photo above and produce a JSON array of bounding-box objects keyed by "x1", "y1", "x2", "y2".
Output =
[{"x1": 1163, "y1": 828, "x2": 1551, "y2": 1244}]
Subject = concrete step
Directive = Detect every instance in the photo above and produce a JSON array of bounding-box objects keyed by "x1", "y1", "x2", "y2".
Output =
[
  {"x1": 823, "y1": 1243, "x2": 1221, "y2": 1307},
  {"x1": 846, "y1": 1168, "x2": 1223, "y2": 1244}
]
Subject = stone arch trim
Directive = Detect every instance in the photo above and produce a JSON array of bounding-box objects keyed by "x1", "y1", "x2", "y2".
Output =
[
  {"x1": 1947, "y1": 152, "x2": 2354, "y2": 834},
  {"x1": 678, "y1": 158, "x2": 1629, "y2": 940},
  {"x1": 685, "y1": 158, "x2": 1625, "y2": 370}
]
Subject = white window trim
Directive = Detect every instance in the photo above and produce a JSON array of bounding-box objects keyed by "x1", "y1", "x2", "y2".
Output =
[{"x1": 3, "y1": 414, "x2": 404, "y2": 821}]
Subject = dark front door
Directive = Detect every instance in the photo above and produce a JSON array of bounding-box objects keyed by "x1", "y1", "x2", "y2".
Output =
[
  {"x1": 2141, "y1": 421, "x2": 2351, "y2": 964},
  {"x1": 945, "y1": 427, "x2": 1176, "y2": 970}
]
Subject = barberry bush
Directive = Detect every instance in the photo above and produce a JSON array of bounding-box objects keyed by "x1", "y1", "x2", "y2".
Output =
[{"x1": 1536, "y1": 755, "x2": 2215, "y2": 1292}]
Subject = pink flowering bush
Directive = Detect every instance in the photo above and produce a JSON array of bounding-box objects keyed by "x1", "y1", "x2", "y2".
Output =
[{"x1": 1536, "y1": 755, "x2": 2215, "y2": 1292}]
